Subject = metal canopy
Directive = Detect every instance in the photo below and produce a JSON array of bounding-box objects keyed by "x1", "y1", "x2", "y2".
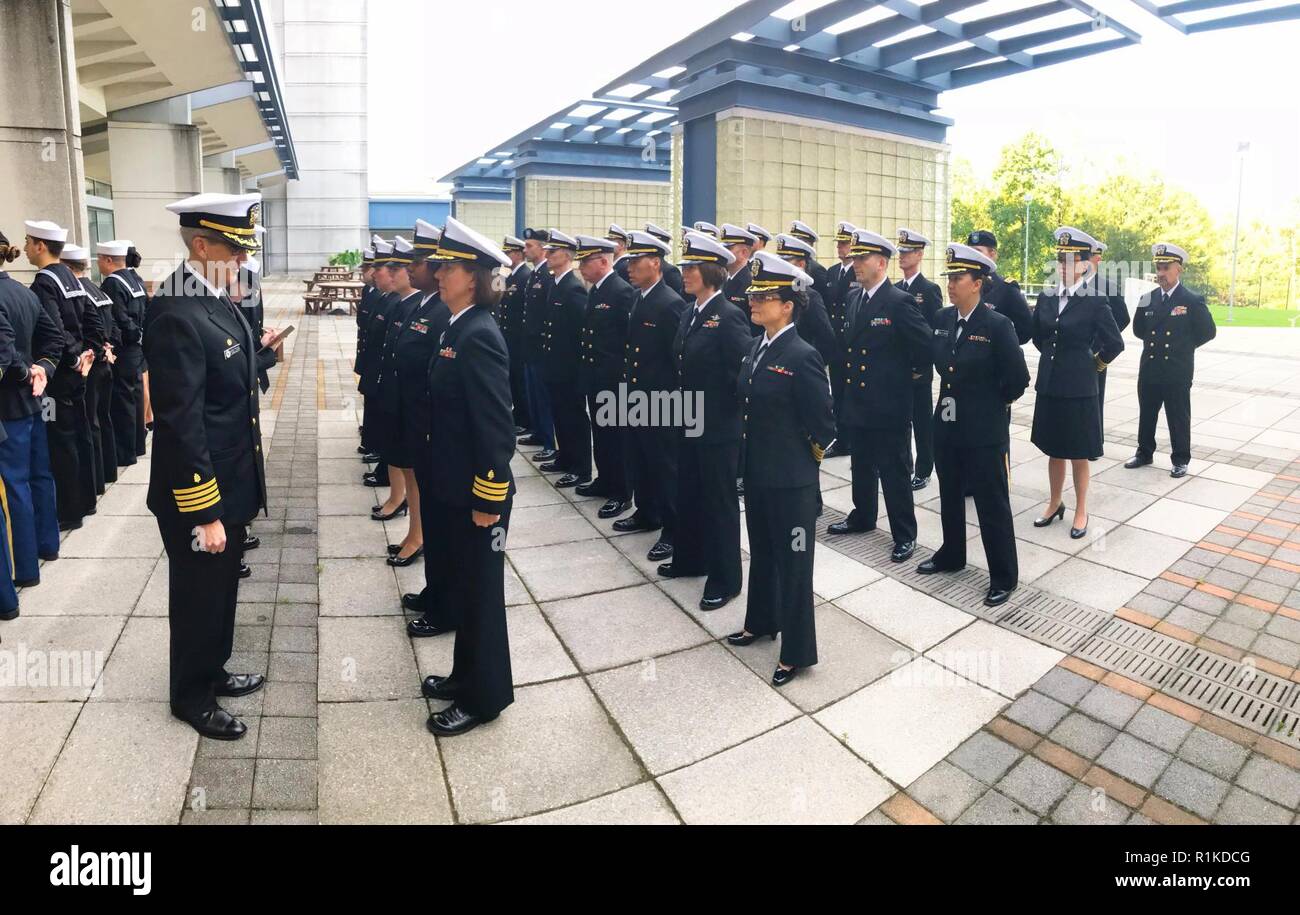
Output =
[
  {"x1": 1126, "y1": 0, "x2": 1300, "y2": 33},
  {"x1": 440, "y1": 98, "x2": 679, "y2": 184},
  {"x1": 215, "y1": 0, "x2": 299, "y2": 180},
  {"x1": 595, "y1": 0, "x2": 1142, "y2": 105}
]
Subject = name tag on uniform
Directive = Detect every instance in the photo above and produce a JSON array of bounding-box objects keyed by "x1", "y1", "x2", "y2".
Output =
[
  {"x1": 1171, "y1": 305, "x2": 1187, "y2": 316},
  {"x1": 914, "y1": 293, "x2": 924, "y2": 304},
  {"x1": 934, "y1": 328, "x2": 950, "y2": 337},
  {"x1": 870, "y1": 317, "x2": 892, "y2": 327},
  {"x1": 766, "y1": 365, "x2": 793, "y2": 377},
  {"x1": 439, "y1": 346, "x2": 456, "y2": 359},
  {"x1": 223, "y1": 343, "x2": 242, "y2": 359}
]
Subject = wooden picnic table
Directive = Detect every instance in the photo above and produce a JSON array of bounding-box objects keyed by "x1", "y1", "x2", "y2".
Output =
[
  {"x1": 303, "y1": 268, "x2": 357, "y2": 292},
  {"x1": 305, "y1": 280, "x2": 365, "y2": 315}
]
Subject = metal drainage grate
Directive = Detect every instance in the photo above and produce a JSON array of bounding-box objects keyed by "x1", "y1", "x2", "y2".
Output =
[{"x1": 1161, "y1": 649, "x2": 1298, "y2": 741}]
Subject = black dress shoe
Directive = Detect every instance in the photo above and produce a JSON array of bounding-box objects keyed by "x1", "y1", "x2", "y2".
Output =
[
  {"x1": 917, "y1": 559, "x2": 963, "y2": 575},
  {"x1": 657, "y1": 562, "x2": 698, "y2": 579},
  {"x1": 1033, "y1": 504, "x2": 1065, "y2": 527},
  {"x1": 514, "y1": 426, "x2": 529, "y2": 437},
  {"x1": 597, "y1": 499, "x2": 631, "y2": 519},
  {"x1": 361, "y1": 452, "x2": 381, "y2": 463},
  {"x1": 726, "y1": 631, "x2": 776, "y2": 646},
  {"x1": 15, "y1": 579, "x2": 38, "y2": 588},
  {"x1": 891, "y1": 540, "x2": 915, "y2": 563},
  {"x1": 362, "y1": 472, "x2": 386, "y2": 487},
  {"x1": 911, "y1": 476, "x2": 929, "y2": 491},
  {"x1": 532, "y1": 448, "x2": 558, "y2": 463},
  {"x1": 539, "y1": 461, "x2": 565, "y2": 473},
  {"x1": 772, "y1": 666, "x2": 799, "y2": 687},
  {"x1": 387, "y1": 545, "x2": 424, "y2": 567},
  {"x1": 612, "y1": 516, "x2": 659, "y2": 534},
  {"x1": 372, "y1": 500, "x2": 408, "y2": 521},
  {"x1": 357, "y1": 445, "x2": 369, "y2": 455},
  {"x1": 646, "y1": 541, "x2": 673, "y2": 562},
  {"x1": 215, "y1": 673, "x2": 265, "y2": 697},
  {"x1": 984, "y1": 587, "x2": 1013, "y2": 607},
  {"x1": 427, "y1": 704, "x2": 497, "y2": 736},
  {"x1": 242, "y1": 534, "x2": 260, "y2": 552},
  {"x1": 574, "y1": 481, "x2": 607, "y2": 498},
  {"x1": 58, "y1": 520, "x2": 82, "y2": 533},
  {"x1": 823, "y1": 442, "x2": 850, "y2": 459},
  {"x1": 699, "y1": 593, "x2": 737, "y2": 611},
  {"x1": 827, "y1": 520, "x2": 874, "y2": 535},
  {"x1": 238, "y1": 562, "x2": 251, "y2": 579},
  {"x1": 517, "y1": 434, "x2": 545, "y2": 446},
  {"x1": 408, "y1": 616, "x2": 452, "y2": 638},
  {"x1": 1070, "y1": 518, "x2": 1089, "y2": 540},
  {"x1": 556, "y1": 474, "x2": 589, "y2": 489},
  {"x1": 1124, "y1": 455, "x2": 1153, "y2": 469},
  {"x1": 421, "y1": 674, "x2": 459, "y2": 701},
  {"x1": 401, "y1": 592, "x2": 425, "y2": 613},
  {"x1": 0, "y1": 608, "x2": 18, "y2": 621},
  {"x1": 1170, "y1": 464, "x2": 1189, "y2": 478},
  {"x1": 173, "y1": 707, "x2": 247, "y2": 740}
]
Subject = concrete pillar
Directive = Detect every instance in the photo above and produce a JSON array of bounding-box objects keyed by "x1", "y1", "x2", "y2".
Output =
[
  {"x1": 106, "y1": 97, "x2": 202, "y2": 284},
  {"x1": 515, "y1": 174, "x2": 672, "y2": 240},
  {"x1": 203, "y1": 151, "x2": 243, "y2": 195},
  {"x1": 0, "y1": 0, "x2": 87, "y2": 282}
]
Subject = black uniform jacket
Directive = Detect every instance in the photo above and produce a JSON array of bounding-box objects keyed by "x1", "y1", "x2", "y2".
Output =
[
  {"x1": 32, "y1": 263, "x2": 101, "y2": 398},
  {"x1": 897, "y1": 272, "x2": 944, "y2": 382},
  {"x1": 983, "y1": 271, "x2": 1033, "y2": 345},
  {"x1": 930, "y1": 305, "x2": 1030, "y2": 450},
  {"x1": 78, "y1": 277, "x2": 117, "y2": 365},
  {"x1": 357, "y1": 291, "x2": 397, "y2": 397},
  {"x1": 673, "y1": 291, "x2": 751, "y2": 445},
  {"x1": 426, "y1": 305, "x2": 516, "y2": 513},
  {"x1": 797, "y1": 287, "x2": 840, "y2": 369},
  {"x1": 1132, "y1": 283, "x2": 1216, "y2": 386},
  {"x1": 540, "y1": 268, "x2": 588, "y2": 385},
  {"x1": 395, "y1": 292, "x2": 451, "y2": 428},
  {"x1": 523, "y1": 261, "x2": 552, "y2": 363},
  {"x1": 374, "y1": 291, "x2": 425, "y2": 413},
  {"x1": 103, "y1": 269, "x2": 146, "y2": 351},
  {"x1": 613, "y1": 255, "x2": 631, "y2": 283},
  {"x1": 624, "y1": 280, "x2": 686, "y2": 394},
  {"x1": 144, "y1": 263, "x2": 266, "y2": 527},
  {"x1": 661, "y1": 260, "x2": 685, "y2": 297},
  {"x1": 807, "y1": 258, "x2": 832, "y2": 305},
  {"x1": 578, "y1": 271, "x2": 635, "y2": 395},
  {"x1": 827, "y1": 262, "x2": 855, "y2": 335},
  {"x1": 738, "y1": 327, "x2": 836, "y2": 488},
  {"x1": 498, "y1": 261, "x2": 531, "y2": 357},
  {"x1": 1032, "y1": 285, "x2": 1125, "y2": 398},
  {"x1": 354, "y1": 283, "x2": 378, "y2": 375},
  {"x1": 838, "y1": 280, "x2": 933, "y2": 430},
  {"x1": 0, "y1": 272, "x2": 61, "y2": 420},
  {"x1": 1086, "y1": 273, "x2": 1131, "y2": 336},
  {"x1": 723, "y1": 266, "x2": 752, "y2": 318}
]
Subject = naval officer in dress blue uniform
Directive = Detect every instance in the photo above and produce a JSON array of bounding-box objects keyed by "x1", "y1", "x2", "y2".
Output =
[
  {"x1": 147, "y1": 192, "x2": 270, "y2": 740},
  {"x1": 537, "y1": 229, "x2": 592, "y2": 489},
  {"x1": 894, "y1": 228, "x2": 944, "y2": 491},
  {"x1": 642, "y1": 224, "x2": 685, "y2": 296},
  {"x1": 1084, "y1": 235, "x2": 1130, "y2": 434}
]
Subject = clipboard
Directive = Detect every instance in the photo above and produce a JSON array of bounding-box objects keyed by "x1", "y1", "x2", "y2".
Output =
[{"x1": 259, "y1": 324, "x2": 295, "y2": 352}]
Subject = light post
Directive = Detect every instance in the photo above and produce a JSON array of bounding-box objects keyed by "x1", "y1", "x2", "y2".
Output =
[
  {"x1": 1023, "y1": 192, "x2": 1032, "y2": 287},
  {"x1": 1228, "y1": 140, "x2": 1249, "y2": 323}
]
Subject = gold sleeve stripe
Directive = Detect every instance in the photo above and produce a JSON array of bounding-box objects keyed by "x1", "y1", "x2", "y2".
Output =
[
  {"x1": 174, "y1": 478, "x2": 219, "y2": 497},
  {"x1": 473, "y1": 476, "x2": 509, "y2": 492},
  {"x1": 176, "y1": 488, "x2": 221, "y2": 508},
  {"x1": 811, "y1": 441, "x2": 826, "y2": 461},
  {"x1": 472, "y1": 485, "x2": 508, "y2": 502},
  {"x1": 37, "y1": 357, "x2": 57, "y2": 372},
  {"x1": 177, "y1": 491, "x2": 221, "y2": 513}
]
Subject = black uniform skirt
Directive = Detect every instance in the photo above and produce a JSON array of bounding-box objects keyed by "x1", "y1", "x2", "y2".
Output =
[
  {"x1": 1031, "y1": 394, "x2": 1103, "y2": 460},
  {"x1": 399, "y1": 397, "x2": 432, "y2": 473},
  {"x1": 371, "y1": 404, "x2": 412, "y2": 468}
]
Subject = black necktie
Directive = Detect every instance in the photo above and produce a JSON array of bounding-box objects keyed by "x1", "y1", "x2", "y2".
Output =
[
  {"x1": 752, "y1": 341, "x2": 769, "y2": 376},
  {"x1": 955, "y1": 318, "x2": 967, "y2": 345}
]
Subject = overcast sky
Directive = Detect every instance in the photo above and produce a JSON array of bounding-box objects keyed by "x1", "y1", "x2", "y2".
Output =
[{"x1": 366, "y1": 0, "x2": 1299, "y2": 223}]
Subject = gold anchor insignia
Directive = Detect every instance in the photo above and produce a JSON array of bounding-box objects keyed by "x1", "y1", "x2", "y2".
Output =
[{"x1": 487, "y1": 470, "x2": 495, "y2": 481}]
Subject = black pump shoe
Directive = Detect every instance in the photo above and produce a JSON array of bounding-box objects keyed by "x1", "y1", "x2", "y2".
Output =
[
  {"x1": 726, "y1": 631, "x2": 775, "y2": 647},
  {"x1": 1033, "y1": 504, "x2": 1065, "y2": 528},
  {"x1": 772, "y1": 666, "x2": 799, "y2": 687},
  {"x1": 372, "y1": 500, "x2": 408, "y2": 521},
  {"x1": 1070, "y1": 517, "x2": 1089, "y2": 540},
  {"x1": 387, "y1": 545, "x2": 424, "y2": 567}
]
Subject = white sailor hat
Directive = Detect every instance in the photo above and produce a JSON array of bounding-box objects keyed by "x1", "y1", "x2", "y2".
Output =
[
  {"x1": 678, "y1": 231, "x2": 735, "y2": 267},
  {"x1": 502, "y1": 235, "x2": 525, "y2": 253},
  {"x1": 942, "y1": 243, "x2": 995, "y2": 277},
  {"x1": 544, "y1": 229, "x2": 578, "y2": 252},
  {"x1": 774, "y1": 233, "x2": 817, "y2": 261},
  {"x1": 373, "y1": 238, "x2": 395, "y2": 262},
  {"x1": 747, "y1": 250, "x2": 812, "y2": 295},
  {"x1": 605, "y1": 223, "x2": 630, "y2": 244},
  {"x1": 789, "y1": 220, "x2": 818, "y2": 244},
  {"x1": 60, "y1": 244, "x2": 88, "y2": 262},
  {"x1": 896, "y1": 227, "x2": 930, "y2": 251},
  {"x1": 574, "y1": 235, "x2": 618, "y2": 260},
  {"x1": 165, "y1": 192, "x2": 262, "y2": 251},
  {"x1": 849, "y1": 229, "x2": 897, "y2": 258},
  {"x1": 747, "y1": 223, "x2": 772, "y2": 243},
  {"x1": 833, "y1": 221, "x2": 858, "y2": 243},
  {"x1": 95, "y1": 240, "x2": 131, "y2": 257},
  {"x1": 413, "y1": 219, "x2": 442, "y2": 255},
  {"x1": 427, "y1": 216, "x2": 511, "y2": 269},
  {"x1": 627, "y1": 230, "x2": 671, "y2": 258},
  {"x1": 1054, "y1": 226, "x2": 1097, "y2": 256},
  {"x1": 720, "y1": 223, "x2": 757, "y2": 247},
  {"x1": 389, "y1": 236, "x2": 416, "y2": 265},
  {"x1": 643, "y1": 222, "x2": 672, "y2": 243},
  {"x1": 1152, "y1": 242, "x2": 1188, "y2": 265},
  {"x1": 691, "y1": 221, "x2": 719, "y2": 238},
  {"x1": 24, "y1": 220, "x2": 69, "y2": 244},
  {"x1": 362, "y1": 247, "x2": 376, "y2": 264}
]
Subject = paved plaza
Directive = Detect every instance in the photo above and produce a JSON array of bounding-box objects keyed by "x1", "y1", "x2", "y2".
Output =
[{"x1": 3, "y1": 279, "x2": 1300, "y2": 825}]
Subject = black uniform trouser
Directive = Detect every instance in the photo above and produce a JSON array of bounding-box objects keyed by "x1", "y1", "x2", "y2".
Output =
[
  {"x1": 547, "y1": 378, "x2": 590, "y2": 478},
  {"x1": 436, "y1": 498, "x2": 513, "y2": 718},
  {"x1": 845, "y1": 423, "x2": 916, "y2": 543},
  {"x1": 933, "y1": 442, "x2": 1018, "y2": 592},
  {"x1": 414, "y1": 458, "x2": 460, "y2": 630},
  {"x1": 673, "y1": 438, "x2": 742, "y2": 599},
  {"x1": 910, "y1": 379, "x2": 934, "y2": 480},
  {"x1": 159, "y1": 519, "x2": 246, "y2": 715},
  {"x1": 49, "y1": 389, "x2": 95, "y2": 525},
  {"x1": 1136, "y1": 381, "x2": 1192, "y2": 466},
  {"x1": 507, "y1": 342, "x2": 530, "y2": 429},
  {"x1": 743, "y1": 483, "x2": 819, "y2": 668},
  {"x1": 85, "y1": 362, "x2": 115, "y2": 491},
  {"x1": 588, "y1": 391, "x2": 627, "y2": 499},
  {"x1": 111, "y1": 351, "x2": 144, "y2": 465},
  {"x1": 626, "y1": 422, "x2": 677, "y2": 541}
]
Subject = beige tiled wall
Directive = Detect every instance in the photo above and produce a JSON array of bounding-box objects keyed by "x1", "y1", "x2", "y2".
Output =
[
  {"x1": 455, "y1": 199, "x2": 515, "y2": 249},
  {"x1": 710, "y1": 111, "x2": 951, "y2": 284},
  {"x1": 522, "y1": 177, "x2": 672, "y2": 238}
]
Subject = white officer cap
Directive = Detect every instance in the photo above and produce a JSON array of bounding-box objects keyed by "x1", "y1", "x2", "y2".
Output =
[
  {"x1": 774, "y1": 233, "x2": 817, "y2": 261},
  {"x1": 679, "y1": 231, "x2": 736, "y2": 267},
  {"x1": 575, "y1": 235, "x2": 618, "y2": 260},
  {"x1": 95, "y1": 240, "x2": 131, "y2": 257},
  {"x1": 643, "y1": 222, "x2": 672, "y2": 243},
  {"x1": 789, "y1": 220, "x2": 819, "y2": 244},
  {"x1": 1152, "y1": 242, "x2": 1188, "y2": 265},
  {"x1": 849, "y1": 229, "x2": 897, "y2": 258},
  {"x1": 896, "y1": 227, "x2": 931, "y2": 251},
  {"x1": 605, "y1": 223, "x2": 630, "y2": 244},
  {"x1": 747, "y1": 222, "x2": 772, "y2": 243},
  {"x1": 24, "y1": 220, "x2": 69, "y2": 244},
  {"x1": 60, "y1": 244, "x2": 88, "y2": 261},
  {"x1": 428, "y1": 216, "x2": 511, "y2": 269},
  {"x1": 371, "y1": 234, "x2": 385, "y2": 247},
  {"x1": 627, "y1": 230, "x2": 671, "y2": 258},
  {"x1": 720, "y1": 223, "x2": 757, "y2": 247},
  {"x1": 692, "y1": 221, "x2": 720, "y2": 238},
  {"x1": 1054, "y1": 226, "x2": 1098, "y2": 256},
  {"x1": 942, "y1": 243, "x2": 995, "y2": 276},
  {"x1": 544, "y1": 229, "x2": 578, "y2": 252},
  {"x1": 747, "y1": 250, "x2": 812, "y2": 295},
  {"x1": 834, "y1": 221, "x2": 858, "y2": 243},
  {"x1": 165, "y1": 192, "x2": 262, "y2": 251},
  {"x1": 373, "y1": 238, "x2": 394, "y2": 260},
  {"x1": 502, "y1": 235, "x2": 525, "y2": 253}
]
